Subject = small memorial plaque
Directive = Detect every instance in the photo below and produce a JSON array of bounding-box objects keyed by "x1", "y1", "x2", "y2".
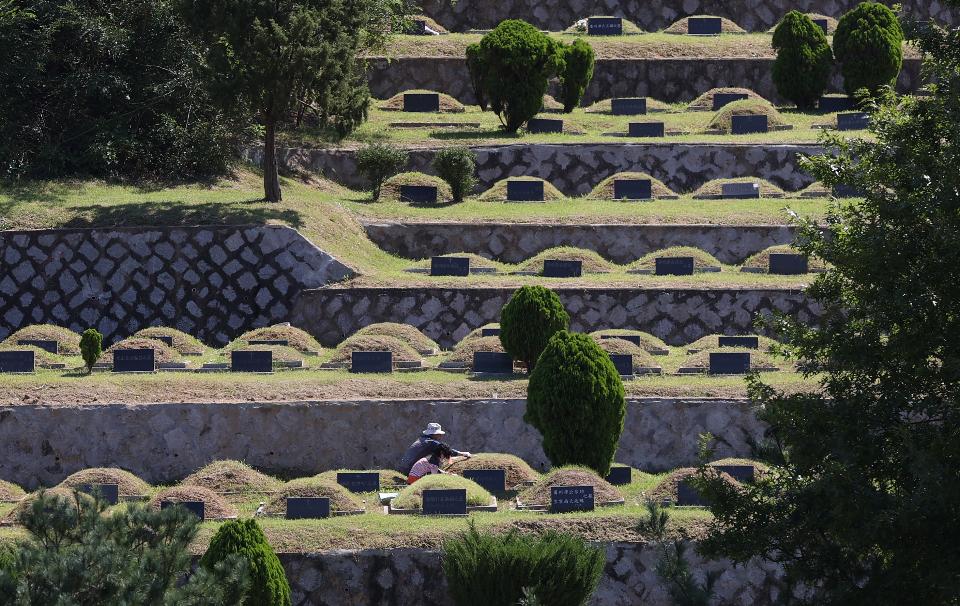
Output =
[
  {"x1": 837, "y1": 112, "x2": 869, "y2": 131},
  {"x1": 473, "y1": 351, "x2": 513, "y2": 374},
  {"x1": 718, "y1": 336, "x2": 759, "y2": 349},
  {"x1": 613, "y1": 179, "x2": 652, "y2": 200},
  {"x1": 712, "y1": 92, "x2": 749, "y2": 110},
  {"x1": 17, "y1": 339, "x2": 58, "y2": 354},
  {"x1": 676, "y1": 481, "x2": 707, "y2": 506},
  {"x1": 813, "y1": 18, "x2": 829, "y2": 34},
  {"x1": 720, "y1": 182, "x2": 760, "y2": 199},
  {"x1": 506, "y1": 180, "x2": 544, "y2": 202},
  {"x1": 714, "y1": 464, "x2": 755, "y2": 483},
  {"x1": 480, "y1": 327, "x2": 500, "y2": 337},
  {"x1": 628, "y1": 121, "x2": 665, "y2": 137},
  {"x1": 818, "y1": 95, "x2": 855, "y2": 113},
  {"x1": 113, "y1": 348, "x2": 155, "y2": 373},
  {"x1": 688, "y1": 16, "x2": 722, "y2": 35},
  {"x1": 587, "y1": 16, "x2": 622, "y2": 36},
  {"x1": 605, "y1": 466, "x2": 632, "y2": 486},
  {"x1": 161, "y1": 500, "x2": 205, "y2": 520},
  {"x1": 79, "y1": 483, "x2": 120, "y2": 505},
  {"x1": 399, "y1": 185, "x2": 438, "y2": 204},
  {"x1": 286, "y1": 497, "x2": 331, "y2": 519},
  {"x1": 248, "y1": 339, "x2": 288, "y2": 347},
  {"x1": 231, "y1": 350, "x2": 273, "y2": 372},
  {"x1": 543, "y1": 259, "x2": 582, "y2": 278},
  {"x1": 611, "y1": 97, "x2": 647, "y2": 116},
  {"x1": 403, "y1": 92, "x2": 440, "y2": 112},
  {"x1": 462, "y1": 469, "x2": 507, "y2": 493},
  {"x1": 422, "y1": 488, "x2": 467, "y2": 515},
  {"x1": 709, "y1": 352, "x2": 751, "y2": 375},
  {"x1": 527, "y1": 118, "x2": 563, "y2": 134},
  {"x1": 337, "y1": 472, "x2": 380, "y2": 493},
  {"x1": 350, "y1": 351, "x2": 393, "y2": 373},
  {"x1": 731, "y1": 114, "x2": 768, "y2": 134},
  {"x1": 601, "y1": 334, "x2": 641, "y2": 346},
  {"x1": 655, "y1": 257, "x2": 694, "y2": 276},
  {"x1": 550, "y1": 485, "x2": 594, "y2": 513},
  {"x1": 769, "y1": 253, "x2": 808, "y2": 275},
  {"x1": 0, "y1": 350, "x2": 35, "y2": 373},
  {"x1": 430, "y1": 256, "x2": 470, "y2": 276},
  {"x1": 609, "y1": 353, "x2": 634, "y2": 377}
]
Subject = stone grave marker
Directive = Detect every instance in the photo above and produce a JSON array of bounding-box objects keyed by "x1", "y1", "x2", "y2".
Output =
[
  {"x1": 731, "y1": 114, "x2": 768, "y2": 134},
  {"x1": 819, "y1": 95, "x2": 855, "y2": 113},
  {"x1": 0, "y1": 350, "x2": 35, "y2": 373},
  {"x1": 527, "y1": 118, "x2": 563, "y2": 134},
  {"x1": 611, "y1": 97, "x2": 647, "y2": 115},
  {"x1": 399, "y1": 185, "x2": 438, "y2": 204},
  {"x1": 473, "y1": 351, "x2": 513, "y2": 374},
  {"x1": 837, "y1": 112, "x2": 870, "y2": 131},
  {"x1": 628, "y1": 121, "x2": 664, "y2": 137},
  {"x1": 286, "y1": 497, "x2": 331, "y2": 519},
  {"x1": 148, "y1": 335, "x2": 174, "y2": 347},
  {"x1": 720, "y1": 182, "x2": 760, "y2": 199},
  {"x1": 613, "y1": 178, "x2": 652, "y2": 200},
  {"x1": 609, "y1": 354, "x2": 634, "y2": 377},
  {"x1": 403, "y1": 92, "x2": 440, "y2": 112},
  {"x1": 337, "y1": 472, "x2": 381, "y2": 493},
  {"x1": 351, "y1": 351, "x2": 393, "y2": 373},
  {"x1": 587, "y1": 16, "x2": 622, "y2": 35},
  {"x1": 543, "y1": 259, "x2": 582, "y2": 278},
  {"x1": 709, "y1": 352, "x2": 751, "y2": 375},
  {"x1": 430, "y1": 256, "x2": 470, "y2": 276},
  {"x1": 713, "y1": 465, "x2": 755, "y2": 483},
  {"x1": 712, "y1": 92, "x2": 748, "y2": 110},
  {"x1": 248, "y1": 339, "x2": 288, "y2": 347},
  {"x1": 17, "y1": 339, "x2": 58, "y2": 354},
  {"x1": 422, "y1": 488, "x2": 467, "y2": 515},
  {"x1": 769, "y1": 253, "x2": 808, "y2": 275},
  {"x1": 231, "y1": 350, "x2": 273, "y2": 372},
  {"x1": 550, "y1": 486, "x2": 594, "y2": 513},
  {"x1": 407, "y1": 19, "x2": 427, "y2": 35},
  {"x1": 600, "y1": 334, "x2": 641, "y2": 346},
  {"x1": 605, "y1": 466, "x2": 632, "y2": 486},
  {"x1": 832, "y1": 184, "x2": 864, "y2": 198},
  {"x1": 79, "y1": 483, "x2": 119, "y2": 505},
  {"x1": 507, "y1": 180, "x2": 544, "y2": 202},
  {"x1": 480, "y1": 327, "x2": 500, "y2": 337},
  {"x1": 161, "y1": 500, "x2": 205, "y2": 520},
  {"x1": 113, "y1": 348, "x2": 155, "y2": 373},
  {"x1": 655, "y1": 257, "x2": 694, "y2": 276},
  {"x1": 688, "y1": 16, "x2": 722, "y2": 35},
  {"x1": 676, "y1": 480, "x2": 707, "y2": 506},
  {"x1": 718, "y1": 336, "x2": 759, "y2": 349},
  {"x1": 813, "y1": 18, "x2": 829, "y2": 34},
  {"x1": 462, "y1": 469, "x2": 506, "y2": 493}
]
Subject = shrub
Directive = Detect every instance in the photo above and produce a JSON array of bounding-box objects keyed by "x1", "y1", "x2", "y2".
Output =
[
  {"x1": 200, "y1": 519, "x2": 290, "y2": 606},
  {"x1": 465, "y1": 43, "x2": 488, "y2": 111},
  {"x1": 356, "y1": 142, "x2": 408, "y2": 200},
  {"x1": 526, "y1": 331, "x2": 626, "y2": 476},
  {"x1": 558, "y1": 39, "x2": 595, "y2": 113},
  {"x1": 79, "y1": 328, "x2": 102, "y2": 374},
  {"x1": 833, "y1": 2, "x2": 904, "y2": 97},
  {"x1": 433, "y1": 147, "x2": 477, "y2": 202},
  {"x1": 443, "y1": 523, "x2": 605, "y2": 606},
  {"x1": 499, "y1": 286, "x2": 569, "y2": 371},
  {"x1": 772, "y1": 11, "x2": 833, "y2": 109}
]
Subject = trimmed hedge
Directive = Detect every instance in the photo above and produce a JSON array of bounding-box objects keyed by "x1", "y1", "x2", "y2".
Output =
[
  {"x1": 200, "y1": 519, "x2": 291, "y2": 606},
  {"x1": 772, "y1": 11, "x2": 833, "y2": 110},
  {"x1": 499, "y1": 286, "x2": 569, "y2": 371}
]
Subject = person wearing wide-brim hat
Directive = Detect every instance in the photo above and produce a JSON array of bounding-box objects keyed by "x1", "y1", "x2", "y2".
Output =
[{"x1": 396, "y1": 422, "x2": 471, "y2": 477}]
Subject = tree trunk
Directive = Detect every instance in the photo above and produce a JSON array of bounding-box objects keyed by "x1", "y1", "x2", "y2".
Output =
[{"x1": 263, "y1": 120, "x2": 282, "y2": 202}]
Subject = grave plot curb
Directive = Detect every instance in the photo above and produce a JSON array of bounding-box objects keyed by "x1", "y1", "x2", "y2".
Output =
[
  {"x1": 514, "y1": 498, "x2": 626, "y2": 511},
  {"x1": 387, "y1": 497, "x2": 499, "y2": 515}
]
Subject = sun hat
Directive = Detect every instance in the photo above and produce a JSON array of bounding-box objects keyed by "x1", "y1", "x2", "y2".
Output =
[{"x1": 422, "y1": 422, "x2": 446, "y2": 436}]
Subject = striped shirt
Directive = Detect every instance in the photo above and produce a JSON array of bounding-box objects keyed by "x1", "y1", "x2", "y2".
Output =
[{"x1": 409, "y1": 456, "x2": 442, "y2": 479}]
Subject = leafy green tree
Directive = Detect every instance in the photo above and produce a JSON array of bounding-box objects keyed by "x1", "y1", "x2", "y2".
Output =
[
  {"x1": 499, "y1": 285, "x2": 569, "y2": 371},
  {"x1": 433, "y1": 147, "x2": 476, "y2": 202},
  {"x1": 694, "y1": 11, "x2": 960, "y2": 604},
  {"x1": 833, "y1": 2, "x2": 904, "y2": 97},
  {"x1": 526, "y1": 331, "x2": 625, "y2": 476},
  {"x1": 772, "y1": 11, "x2": 834, "y2": 109},
  {"x1": 79, "y1": 328, "x2": 103, "y2": 374},
  {"x1": 201, "y1": 519, "x2": 290, "y2": 606},
  {"x1": 356, "y1": 142, "x2": 407, "y2": 200},
  {"x1": 465, "y1": 43, "x2": 488, "y2": 111},
  {"x1": 558, "y1": 39, "x2": 595, "y2": 113}
]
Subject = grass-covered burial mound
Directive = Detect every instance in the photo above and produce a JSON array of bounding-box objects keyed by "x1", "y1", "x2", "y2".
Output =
[
  {"x1": 588, "y1": 172, "x2": 678, "y2": 200},
  {"x1": 149, "y1": 486, "x2": 237, "y2": 520},
  {"x1": 478, "y1": 177, "x2": 565, "y2": 202},
  {"x1": 517, "y1": 247, "x2": 614, "y2": 274},
  {"x1": 564, "y1": 16, "x2": 643, "y2": 35},
  {"x1": 445, "y1": 453, "x2": 541, "y2": 489},
  {"x1": 132, "y1": 327, "x2": 206, "y2": 355},
  {"x1": 391, "y1": 474, "x2": 492, "y2": 509},
  {"x1": 445, "y1": 336, "x2": 508, "y2": 367},
  {"x1": 686, "y1": 87, "x2": 768, "y2": 111},
  {"x1": 0, "y1": 479, "x2": 26, "y2": 503},
  {"x1": 588, "y1": 329, "x2": 670, "y2": 355},
  {"x1": 741, "y1": 245, "x2": 826, "y2": 272},
  {"x1": 58, "y1": 467, "x2": 151, "y2": 498},
  {"x1": 328, "y1": 334, "x2": 422, "y2": 365},
  {"x1": 684, "y1": 333, "x2": 779, "y2": 352},
  {"x1": 681, "y1": 348, "x2": 783, "y2": 371},
  {"x1": 382, "y1": 172, "x2": 453, "y2": 204},
  {"x1": 691, "y1": 178, "x2": 785, "y2": 198},
  {"x1": 315, "y1": 469, "x2": 408, "y2": 489},
  {"x1": 584, "y1": 98, "x2": 672, "y2": 114},
  {"x1": 665, "y1": 16, "x2": 746, "y2": 35},
  {"x1": 518, "y1": 467, "x2": 623, "y2": 507},
  {"x1": 181, "y1": 460, "x2": 281, "y2": 494},
  {"x1": 593, "y1": 337, "x2": 662, "y2": 373},
  {"x1": 354, "y1": 323, "x2": 439, "y2": 355},
  {"x1": 628, "y1": 247, "x2": 723, "y2": 272},
  {"x1": 262, "y1": 477, "x2": 364, "y2": 515},
  {"x1": 1, "y1": 324, "x2": 82, "y2": 355},
  {"x1": 380, "y1": 89, "x2": 465, "y2": 113},
  {"x1": 100, "y1": 337, "x2": 181, "y2": 364},
  {"x1": 229, "y1": 325, "x2": 323, "y2": 354},
  {"x1": 646, "y1": 467, "x2": 741, "y2": 504},
  {"x1": 707, "y1": 99, "x2": 789, "y2": 133}
]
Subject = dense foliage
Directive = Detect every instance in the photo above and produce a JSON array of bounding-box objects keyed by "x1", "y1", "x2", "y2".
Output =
[
  {"x1": 443, "y1": 523, "x2": 604, "y2": 606},
  {"x1": 695, "y1": 10, "x2": 960, "y2": 604},
  {"x1": 79, "y1": 328, "x2": 103, "y2": 373},
  {"x1": 833, "y1": 2, "x2": 904, "y2": 97},
  {"x1": 526, "y1": 331, "x2": 625, "y2": 476},
  {"x1": 558, "y1": 39, "x2": 595, "y2": 113},
  {"x1": 772, "y1": 11, "x2": 834, "y2": 109},
  {"x1": 433, "y1": 147, "x2": 477, "y2": 202},
  {"x1": 200, "y1": 519, "x2": 290, "y2": 606},
  {"x1": 356, "y1": 142, "x2": 408, "y2": 200},
  {"x1": 499, "y1": 286, "x2": 569, "y2": 371}
]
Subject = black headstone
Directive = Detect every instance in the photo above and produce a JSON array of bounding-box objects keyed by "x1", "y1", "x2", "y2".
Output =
[
  {"x1": 813, "y1": 18, "x2": 829, "y2": 34},
  {"x1": 527, "y1": 118, "x2": 563, "y2": 134},
  {"x1": 506, "y1": 180, "x2": 544, "y2": 202},
  {"x1": 613, "y1": 179, "x2": 652, "y2": 200},
  {"x1": 550, "y1": 485, "x2": 595, "y2": 513},
  {"x1": 350, "y1": 351, "x2": 393, "y2": 373},
  {"x1": 818, "y1": 95, "x2": 855, "y2": 113},
  {"x1": 422, "y1": 488, "x2": 467, "y2": 515},
  {"x1": 286, "y1": 497, "x2": 331, "y2": 519},
  {"x1": 407, "y1": 18, "x2": 427, "y2": 34},
  {"x1": 161, "y1": 500, "x2": 205, "y2": 520},
  {"x1": 610, "y1": 97, "x2": 647, "y2": 115},
  {"x1": 473, "y1": 351, "x2": 513, "y2": 374},
  {"x1": 718, "y1": 336, "x2": 759, "y2": 349},
  {"x1": 403, "y1": 92, "x2": 440, "y2": 112},
  {"x1": 17, "y1": 339, "x2": 58, "y2": 354},
  {"x1": 832, "y1": 184, "x2": 864, "y2": 198},
  {"x1": 655, "y1": 257, "x2": 695, "y2": 276},
  {"x1": 731, "y1": 114, "x2": 768, "y2": 134},
  {"x1": 769, "y1": 253, "x2": 808, "y2": 275},
  {"x1": 676, "y1": 480, "x2": 708, "y2": 506},
  {"x1": 713, "y1": 465, "x2": 755, "y2": 483},
  {"x1": 688, "y1": 16, "x2": 722, "y2": 35},
  {"x1": 628, "y1": 121, "x2": 665, "y2": 137},
  {"x1": 113, "y1": 348, "x2": 155, "y2": 373},
  {"x1": 600, "y1": 334, "x2": 641, "y2": 346},
  {"x1": 837, "y1": 112, "x2": 870, "y2": 131},
  {"x1": 231, "y1": 350, "x2": 273, "y2": 372},
  {"x1": 430, "y1": 256, "x2": 470, "y2": 276},
  {"x1": 587, "y1": 16, "x2": 622, "y2": 35},
  {"x1": 462, "y1": 469, "x2": 507, "y2": 493},
  {"x1": 605, "y1": 466, "x2": 632, "y2": 486},
  {"x1": 543, "y1": 259, "x2": 582, "y2": 278},
  {"x1": 720, "y1": 182, "x2": 760, "y2": 199},
  {"x1": 609, "y1": 354, "x2": 634, "y2": 377},
  {"x1": 149, "y1": 335, "x2": 174, "y2": 347},
  {"x1": 79, "y1": 483, "x2": 120, "y2": 505},
  {"x1": 480, "y1": 327, "x2": 500, "y2": 337},
  {"x1": 0, "y1": 350, "x2": 35, "y2": 373},
  {"x1": 709, "y1": 352, "x2": 751, "y2": 375},
  {"x1": 337, "y1": 472, "x2": 381, "y2": 493},
  {"x1": 400, "y1": 185, "x2": 439, "y2": 204},
  {"x1": 248, "y1": 339, "x2": 288, "y2": 347},
  {"x1": 712, "y1": 92, "x2": 749, "y2": 110}
]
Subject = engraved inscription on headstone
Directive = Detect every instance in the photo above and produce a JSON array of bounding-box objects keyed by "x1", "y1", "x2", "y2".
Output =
[
  {"x1": 609, "y1": 354, "x2": 634, "y2": 377},
  {"x1": 286, "y1": 497, "x2": 331, "y2": 519},
  {"x1": 709, "y1": 352, "x2": 751, "y2": 375},
  {"x1": 337, "y1": 472, "x2": 381, "y2": 493},
  {"x1": 473, "y1": 351, "x2": 513, "y2": 374},
  {"x1": 550, "y1": 485, "x2": 595, "y2": 513},
  {"x1": 655, "y1": 257, "x2": 694, "y2": 276},
  {"x1": 17, "y1": 339, "x2": 58, "y2": 354},
  {"x1": 0, "y1": 350, "x2": 35, "y2": 373},
  {"x1": 731, "y1": 114, "x2": 768, "y2": 134},
  {"x1": 350, "y1": 351, "x2": 393, "y2": 373},
  {"x1": 403, "y1": 92, "x2": 440, "y2": 112},
  {"x1": 718, "y1": 336, "x2": 759, "y2": 349},
  {"x1": 527, "y1": 118, "x2": 563, "y2": 134},
  {"x1": 628, "y1": 122, "x2": 665, "y2": 137},
  {"x1": 430, "y1": 256, "x2": 470, "y2": 276},
  {"x1": 688, "y1": 16, "x2": 722, "y2": 35},
  {"x1": 231, "y1": 350, "x2": 273, "y2": 372},
  {"x1": 769, "y1": 253, "x2": 809, "y2": 275},
  {"x1": 587, "y1": 16, "x2": 622, "y2": 35},
  {"x1": 610, "y1": 97, "x2": 646, "y2": 115},
  {"x1": 543, "y1": 259, "x2": 582, "y2": 278},
  {"x1": 422, "y1": 488, "x2": 467, "y2": 515},
  {"x1": 613, "y1": 179, "x2": 652, "y2": 200},
  {"x1": 712, "y1": 92, "x2": 749, "y2": 110},
  {"x1": 399, "y1": 185, "x2": 438, "y2": 204},
  {"x1": 113, "y1": 348, "x2": 155, "y2": 373},
  {"x1": 720, "y1": 182, "x2": 760, "y2": 199},
  {"x1": 161, "y1": 500, "x2": 205, "y2": 520},
  {"x1": 506, "y1": 180, "x2": 545, "y2": 201},
  {"x1": 462, "y1": 469, "x2": 507, "y2": 493}
]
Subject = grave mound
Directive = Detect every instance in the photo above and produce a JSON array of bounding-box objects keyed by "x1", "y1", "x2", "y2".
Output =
[
  {"x1": 687, "y1": 87, "x2": 767, "y2": 111},
  {"x1": 382, "y1": 172, "x2": 452, "y2": 204},
  {"x1": 149, "y1": 486, "x2": 237, "y2": 520},
  {"x1": 223, "y1": 344, "x2": 305, "y2": 364},
  {"x1": 628, "y1": 247, "x2": 723, "y2": 271},
  {"x1": 541, "y1": 95, "x2": 564, "y2": 113},
  {"x1": 58, "y1": 467, "x2": 151, "y2": 498},
  {"x1": 593, "y1": 338, "x2": 661, "y2": 372},
  {"x1": 742, "y1": 245, "x2": 826, "y2": 272},
  {"x1": 768, "y1": 13, "x2": 838, "y2": 35},
  {"x1": 263, "y1": 477, "x2": 364, "y2": 515},
  {"x1": 708, "y1": 458, "x2": 770, "y2": 480},
  {"x1": 412, "y1": 252, "x2": 499, "y2": 273},
  {"x1": 518, "y1": 467, "x2": 623, "y2": 506},
  {"x1": 791, "y1": 182, "x2": 831, "y2": 198},
  {"x1": 5, "y1": 488, "x2": 95, "y2": 524},
  {"x1": 681, "y1": 348, "x2": 784, "y2": 371},
  {"x1": 354, "y1": 323, "x2": 439, "y2": 355},
  {"x1": 692, "y1": 178, "x2": 785, "y2": 198},
  {"x1": 588, "y1": 172, "x2": 677, "y2": 200},
  {"x1": 181, "y1": 460, "x2": 282, "y2": 494},
  {"x1": 564, "y1": 16, "x2": 643, "y2": 35},
  {"x1": 229, "y1": 325, "x2": 324, "y2": 354},
  {"x1": 0, "y1": 343, "x2": 73, "y2": 367},
  {"x1": 587, "y1": 330, "x2": 670, "y2": 355},
  {"x1": 445, "y1": 336, "x2": 506, "y2": 366},
  {"x1": 328, "y1": 334, "x2": 422, "y2": 365},
  {"x1": 380, "y1": 89, "x2": 465, "y2": 113},
  {"x1": 664, "y1": 16, "x2": 745, "y2": 35},
  {"x1": 100, "y1": 338, "x2": 181, "y2": 364},
  {"x1": 684, "y1": 333, "x2": 779, "y2": 352},
  {"x1": 132, "y1": 327, "x2": 206, "y2": 355},
  {"x1": 478, "y1": 177, "x2": 564, "y2": 202},
  {"x1": 392, "y1": 474, "x2": 492, "y2": 509},
  {"x1": 584, "y1": 98, "x2": 673, "y2": 114},
  {"x1": 0, "y1": 479, "x2": 26, "y2": 503},
  {"x1": 407, "y1": 15, "x2": 448, "y2": 34},
  {"x1": 646, "y1": 467, "x2": 740, "y2": 503},
  {"x1": 445, "y1": 453, "x2": 541, "y2": 489},
  {"x1": 315, "y1": 469, "x2": 408, "y2": 489},
  {"x1": 458, "y1": 323, "x2": 501, "y2": 343},
  {"x1": 517, "y1": 247, "x2": 614, "y2": 274},
  {"x1": 708, "y1": 99, "x2": 788, "y2": 133},
  {"x1": 2, "y1": 324, "x2": 82, "y2": 355}
]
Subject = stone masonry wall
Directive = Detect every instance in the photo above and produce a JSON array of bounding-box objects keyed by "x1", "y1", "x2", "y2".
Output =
[
  {"x1": 0, "y1": 225, "x2": 354, "y2": 347},
  {"x1": 291, "y1": 286, "x2": 820, "y2": 349},
  {"x1": 0, "y1": 398, "x2": 764, "y2": 489},
  {"x1": 363, "y1": 221, "x2": 804, "y2": 265}
]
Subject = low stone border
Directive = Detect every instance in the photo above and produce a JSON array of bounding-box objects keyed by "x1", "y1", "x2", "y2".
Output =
[{"x1": 388, "y1": 497, "x2": 498, "y2": 515}]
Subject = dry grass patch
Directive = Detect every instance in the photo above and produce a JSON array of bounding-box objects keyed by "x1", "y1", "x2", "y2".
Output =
[
  {"x1": 518, "y1": 467, "x2": 623, "y2": 506},
  {"x1": 101, "y1": 337, "x2": 181, "y2": 364},
  {"x1": 687, "y1": 87, "x2": 768, "y2": 111},
  {"x1": 742, "y1": 245, "x2": 826, "y2": 272},
  {"x1": 315, "y1": 469, "x2": 408, "y2": 488},
  {"x1": 629, "y1": 247, "x2": 723, "y2": 271},
  {"x1": 132, "y1": 327, "x2": 206, "y2": 355},
  {"x1": 588, "y1": 329, "x2": 670, "y2": 355},
  {"x1": 263, "y1": 477, "x2": 364, "y2": 515},
  {"x1": 517, "y1": 247, "x2": 615, "y2": 274},
  {"x1": 594, "y1": 338, "x2": 662, "y2": 371},
  {"x1": 646, "y1": 467, "x2": 740, "y2": 503},
  {"x1": 479, "y1": 177, "x2": 565, "y2": 202},
  {"x1": 0, "y1": 480, "x2": 25, "y2": 503},
  {"x1": 229, "y1": 325, "x2": 323, "y2": 354},
  {"x1": 379, "y1": 90, "x2": 465, "y2": 113},
  {"x1": 149, "y1": 486, "x2": 237, "y2": 520},
  {"x1": 541, "y1": 95, "x2": 564, "y2": 113},
  {"x1": 58, "y1": 468, "x2": 151, "y2": 498},
  {"x1": 382, "y1": 172, "x2": 452, "y2": 203},
  {"x1": 354, "y1": 323, "x2": 439, "y2": 354},
  {"x1": 664, "y1": 16, "x2": 746, "y2": 35},
  {"x1": 692, "y1": 177, "x2": 785, "y2": 198},
  {"x1": 708, "y1": 99, "x2": 788, "y2": 132},
  {"x1": 392, "y1": 474, "x2": 492, "y2": 509},
  {"x1": 329, "y1": 334, "x2": 422, "y2": 364},
  {"x1": 584, "y1": 97, "x2": 674, "y2": 113},
  {"x1": 445, "y1": 453, "x2": 541, "y2": 489},
  {"x1": 445, "y1": 336, "x2": 507, "y2": 366},
  {"x1": 181, "y1": 460, "x2": 281, "y2": 494},
  {"x1": 2, "y1": 324, "x2": 82, "y2": 355},
  {"x1": 457, "y1": 323, "x2": 500, "y2": 343},
  {"x1": 588, "y1": 171, "x2": 678, "y2": 199},
  {"x1": 791, "y1": 182, "x2": 831, "y2": 198}
]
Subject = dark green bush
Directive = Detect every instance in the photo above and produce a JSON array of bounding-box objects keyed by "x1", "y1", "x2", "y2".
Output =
[
  {"x1": 558, "y1": 39, "x2": 595, "y2": 113},
  {"x1": 526, "y1": 331, "x2": 626, "y2": 476},
  {"x1": 772, "y1": 11, "x2": 834, "y2": 109},
  {"x1": 465, "y1": 43, "x2": 488, "y2": 111},
  {"x1": 433, "y1": 147, "x2": 477, "y2": 202},
  {"x1": 356, "y1": 143, "x2": 408, "y2": 200},
  {"x1": 833, "y1": 2, "x2": 904, "y2": 97},
  {"x1": 499, "y1": 286, "x2": 569, "y2": 371},
  {"x1": 200, "y1": 519, "x2": 290, "y2": 606},
  {"x1": 79, "y1": 328, "x2": 103, "y2": 374},
  {"x1": 442, "y1": 523, "x2": 605, "y2": 606}
]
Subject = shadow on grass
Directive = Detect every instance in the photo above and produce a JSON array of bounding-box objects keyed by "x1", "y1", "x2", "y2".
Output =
[{"x1": 62, "y1": 200, "x2": 303, "y2": 229}]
